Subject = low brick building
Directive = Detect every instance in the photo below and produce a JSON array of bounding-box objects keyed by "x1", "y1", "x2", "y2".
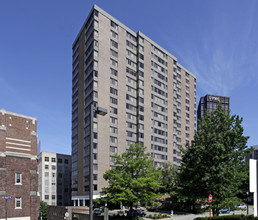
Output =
[{"x1": 0, "y1": 109, "x2": 40, "y2": 220}]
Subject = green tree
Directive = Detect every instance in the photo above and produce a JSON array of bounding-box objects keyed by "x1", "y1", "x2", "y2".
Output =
[
  {"x1": 40, "y1": 201, "x2": 47, "y2": 220},
  {"x1": 99, "y1": 144, "x2": 162, "y2": 215},
  {"x1": 177, "y1": 104, "x2": 249, "y2": 215},
  {"x1": 159, "y1": 162, "x2": 178, "y2": 196}
]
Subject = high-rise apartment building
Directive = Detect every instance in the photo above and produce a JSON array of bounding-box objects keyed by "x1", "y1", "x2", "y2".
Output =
[
  {"x1": 197, "y1": 94, "x2": 230, "y2": 123},
  {"x1": 0, "y1": 109, "x2": 40, "y2": 220},
  {"x1": 71, "y1": 5, "x2": 196, "y2": 206},
  {"x1": 38, "y1": 152, "x2": 71, "y2": 206}
]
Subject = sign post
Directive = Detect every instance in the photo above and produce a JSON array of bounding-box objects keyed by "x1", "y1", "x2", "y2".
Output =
[
  {"x1": 209, "y1": 194, "x2": 212, "y2": 219},
  {"x1": 2, "y1": 196, "x2": 12, "y2": 220}
]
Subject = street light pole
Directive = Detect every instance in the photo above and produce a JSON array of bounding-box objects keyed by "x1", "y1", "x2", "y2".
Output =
[{"x1": 90, "y1": 104, "x2": 107, "y2": 220}]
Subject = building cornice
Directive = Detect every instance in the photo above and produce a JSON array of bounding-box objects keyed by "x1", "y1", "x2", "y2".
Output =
[{"x1": 0, "y1": 109, "x2": 37, "y2": 124}]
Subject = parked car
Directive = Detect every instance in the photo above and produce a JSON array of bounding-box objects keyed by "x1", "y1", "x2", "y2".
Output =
[
  {"x1": 238, "y1": 204, "x2": 247, "y2": 209},
  {"x1": 218, "y1": 208, "x2": 230, "y2": 214},
  {"x1": 148, "y1": 207, "x2": 159, "y2": 212},
  {"x1": 126, "y1": 209, "x2": 147, "y2": 217},
  {"x1": 94, "y1": 207, "x2": 104, "y2": 215}
]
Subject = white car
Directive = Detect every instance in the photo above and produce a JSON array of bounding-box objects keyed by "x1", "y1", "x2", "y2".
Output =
[{"x1": 238, "y1": 204, "x2": 247, "y2": 209}]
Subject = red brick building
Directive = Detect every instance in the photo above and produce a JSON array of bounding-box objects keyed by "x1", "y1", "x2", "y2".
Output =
[{"x1": 0, "y1": 109, "x2": 40, "y2": 220}]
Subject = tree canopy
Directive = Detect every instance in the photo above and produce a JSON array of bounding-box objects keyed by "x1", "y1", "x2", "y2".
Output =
[
  {"x1": 177, "y1": 104, "x2": 249, "y2": 215},
  {"x1": 159, "y1": 162, "x2": 178, "y2": 196},
  {"x1": 99, "y1": 144, "x2": 162, "y2": 210},
  {"x1": 40, "y1": 201, "x2": 47, "y2": 220}
]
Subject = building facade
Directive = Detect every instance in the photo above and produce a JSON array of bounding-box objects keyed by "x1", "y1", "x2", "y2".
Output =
[
  {"x1": 245, "y1": 145, "x2": 258, "y2": 162},
  {"x1": 38, "y1": 152, "x2": 71, "y2": 206},
  {"x1": 71, "y1": 5, "x2": 196, "y2": 205},
  {"x1": 0, "y1": 109, "x2": 39, "y2": 220},
  {"x1": 197, "y1": 94, "x2": 230, "y2": 122}
]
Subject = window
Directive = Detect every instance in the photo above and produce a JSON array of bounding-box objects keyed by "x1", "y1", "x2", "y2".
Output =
[
  {"x1": 139, "y1": 53, "x2": 144, "y2": 60},
  {"x1": 126, "y1": 67, "x2": 137, "y2": 77},
  {"x1": 111, "y1": 59, "x2": 118, "y2": 67},
  {"x1": 110, "y1": 107, "x2": 117, "y2": 114},
  {"x1": 127, "y1": 59, "x2": 136, "y2": 68},
  {"x1": 110, "y1": 136, "x2": 117, "y2": 144},
  {"x1": 126, "y1": 32, "x2": 136, "y2": 42},
  {"x1": 110, "y1": 97, "x2": 118, "y2": 105},
  {"x1": 127, "y1": 50, "x2": 136, "y2": 60},
  {"x1": 45, "y1": 165, "x2": 49, "y2": 169},
  {"x1": 15, "y1": 173, "x2": 22, "y2": 185},
  {"x1": 93, "y1": 154, "x2": 97, "y2": 160},
  {"x1": 15, "y1": 197, "x2": 22, "y2": 209},
  {"x1": 111, "y1": 68, "x2": 117, "y2": 76},
  {"x1": 110, "y1": 87, "x2": 118, "y2": 95},
  {"x1": 94, "y1": 185, "x2": 98, "y2": 191},
  {"x1": 111, "y1": 30, "x2": 118, "y2": 39},
  {"x1": 111, "y1": 21, "x2": 118, "y2": 30},
  {"x1": 51, "y1": 158, "x2": 56, "y2": 163},
  {"x1": 65, "y1": 159, "x2": 69, "y2": 164},
  {"x1": 110, "y1": 146, "x2": 118, "y2": 153},
  {"x1": 58, "y1": 159, "x2": 62, "y2": 163},
  {"x1": 110, "y1": 78, "x2": 118, "y2": 86},
  {"x1": 110, "y1": 117, "x2": 117, "y2": 124},
  {"x1": 110, "y1": 40, "x2": 118, "y2": 49},
  {"x1": 110, "y1": 49, "x2": 118, "y2": 58},
  {"x1": 127, "y1": 40, "x2": 136, "y2": 51},
  {"x1": 45, "y1": 157, "x2": 49, "y2": 162},
  {"x1": 45, "y1": 195, "x2": 49, "y2": 200}
]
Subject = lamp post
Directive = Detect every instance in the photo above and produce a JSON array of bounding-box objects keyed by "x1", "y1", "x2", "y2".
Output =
[{"x1": 90, "y1": 104, "x2": 107, "y2": 220}]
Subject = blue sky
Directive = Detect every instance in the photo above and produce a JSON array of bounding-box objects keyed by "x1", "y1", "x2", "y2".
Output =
[{"x1": 0, "y1": 0, "x2": 257, "y2": 154}]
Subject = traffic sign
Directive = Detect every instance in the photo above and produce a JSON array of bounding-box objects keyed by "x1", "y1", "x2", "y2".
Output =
[
  {"x1": 209, "y1": 194, "x2": 212, "y2": 202},
  {"x1": 2, "y1": 196, "x2": 12, "y2": 199}
]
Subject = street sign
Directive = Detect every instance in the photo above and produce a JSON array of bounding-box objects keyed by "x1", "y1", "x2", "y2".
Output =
[
  {"x1": 2, "y1": 196, "x2": 12, "y2": 199},
  {"x1": 209, "y1": 194, "x2": 212, "y2": 202}
]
